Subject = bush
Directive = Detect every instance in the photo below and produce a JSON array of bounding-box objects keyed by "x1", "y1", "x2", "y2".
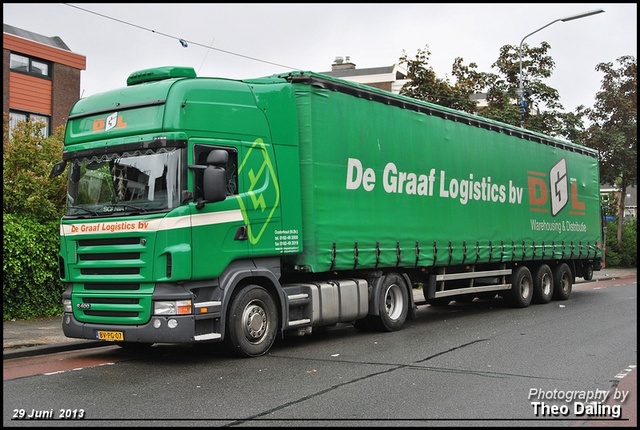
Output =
[
  {"x1": 604, "y1": 217, "x2": 637, "y2": 268},
  {"x1": 3, "y1": 214, "x2": 65, "y2": 320}
]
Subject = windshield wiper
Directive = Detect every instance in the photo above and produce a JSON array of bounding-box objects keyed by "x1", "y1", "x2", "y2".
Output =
[
  {"x1": 112, "y1": 203, "x2": 148, "y2": 213},
  {"x1": 68, "y1": 206, "x2": 100, "y2": 216}
]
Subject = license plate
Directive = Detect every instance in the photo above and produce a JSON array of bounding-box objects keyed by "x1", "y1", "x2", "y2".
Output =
[{"x1": 96, "y1": 330, "x2": 124, "y2": 341}]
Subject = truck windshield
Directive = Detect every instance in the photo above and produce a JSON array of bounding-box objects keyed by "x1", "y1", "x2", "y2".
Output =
[{"x1": 66, "y1": 148, "x2": 182, "y2": 217}]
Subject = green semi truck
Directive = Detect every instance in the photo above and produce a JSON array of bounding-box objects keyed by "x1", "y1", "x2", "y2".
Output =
[{"x1": 50, "y1": 66, "x2": 603, "y2": 357}]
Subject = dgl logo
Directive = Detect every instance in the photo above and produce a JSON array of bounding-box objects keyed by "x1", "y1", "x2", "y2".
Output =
[
  {"x1": 528, "y1": 159, "x2": 585, "y2": 217},
  {"x1": 92, "y1": 112, "x2": 127, "y2": 132}
]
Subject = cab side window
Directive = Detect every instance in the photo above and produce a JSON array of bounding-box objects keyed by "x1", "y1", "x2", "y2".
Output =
[{"x1": 193, "y1": 145, "x2": 238, "y2": 200}]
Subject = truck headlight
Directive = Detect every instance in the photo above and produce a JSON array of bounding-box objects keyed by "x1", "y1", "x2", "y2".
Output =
[
  {"x1": 154, "y1": 300, "x2": 192, "y2": 315},
  {"x1": 63, "y1": 299, "x2": 72, "y2": 313}
]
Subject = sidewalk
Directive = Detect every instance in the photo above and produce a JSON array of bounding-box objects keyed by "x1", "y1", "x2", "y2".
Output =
[{"x1": 3, "y1": 267, "x2": 636, "y2": 360}]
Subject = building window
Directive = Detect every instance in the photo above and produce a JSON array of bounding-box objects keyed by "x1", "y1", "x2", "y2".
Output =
[
  {"x1": 9, "y1": 53, "x2": 51, "y2": 78},
  {"x1": 8, "y1": 111, "x2": 51, "y2": 139}
]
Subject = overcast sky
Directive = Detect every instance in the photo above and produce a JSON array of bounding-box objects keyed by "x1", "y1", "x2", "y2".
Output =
[{"x1": 4, "y1": 3, "x2": 637, "y2": 111}]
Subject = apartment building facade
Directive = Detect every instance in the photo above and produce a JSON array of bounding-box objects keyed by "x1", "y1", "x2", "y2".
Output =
[
  {"x1": 322, "y1": 55, "x2": 408, "y2": 94},
  {"x1": 3, "y1": 23, "x2": 86, "y2": 137}
]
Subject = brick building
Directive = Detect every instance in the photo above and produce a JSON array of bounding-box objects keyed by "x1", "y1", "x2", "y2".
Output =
[{"x1": 3, "y1": 23, "x2": 86, "y2": 137}]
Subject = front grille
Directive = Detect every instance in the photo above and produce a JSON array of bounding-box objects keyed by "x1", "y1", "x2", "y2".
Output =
[
  {"x1": 79, "y1": 238, "x2": 140, "y2": 246},
  {"x1": 79, "y1": 252, "x2": 140, "y2": 260},
  {"x1": 73, "y1": 292, "x2": 153, "y2": 324},
  {"x1": 84, "y1": 310, "x2": 139, "y2": 317},
  {"x1": 74, "y1": 235, "x2": 146, "y2": 280},
  {"x1": 84, "y1": 297, "x2": 139, "y2": 304},
  {"x1": 81, "y1": 267, "x2": 140, "y2": 275},
  {"x1": 84, "y1": 283, "x2": 140, "y2": 291},
  {"x1": 71, "y1": 232, "x2": 153, "y2": 324}
]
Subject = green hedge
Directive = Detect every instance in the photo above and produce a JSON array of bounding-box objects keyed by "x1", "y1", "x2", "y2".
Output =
[
  {"x1": 604, "y1": 218, "x2": 638, "y2": 268},
  {"x1": 3, "y1": 214, "x2": 65, "y2": 320}
]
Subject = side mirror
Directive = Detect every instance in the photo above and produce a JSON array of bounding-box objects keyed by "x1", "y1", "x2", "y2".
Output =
[
  {"x1": 203, "y1": 166, "x2": 227, "y2": 203},
  {"x1": 50, "y1": 161, "x2": 67, "y2": 179},
  {"x1": 189, "y1": 149, "x2": 230, "y2": 209}
]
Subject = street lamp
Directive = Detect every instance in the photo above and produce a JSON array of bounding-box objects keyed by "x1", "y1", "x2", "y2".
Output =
[{"x1": 517, "y1": 9, "x2": 605, "y2": 127}]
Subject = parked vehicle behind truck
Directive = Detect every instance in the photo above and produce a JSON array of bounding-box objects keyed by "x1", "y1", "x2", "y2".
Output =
[{"x1": 50, "y1": 66, "x2": 603, "y2": 357}]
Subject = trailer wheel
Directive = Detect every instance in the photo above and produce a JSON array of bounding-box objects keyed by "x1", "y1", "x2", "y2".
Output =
[
  {"x1": 225, "y1": 285, "x2": 278, "y2": 358},
  {"x1": 552, "y1": 263, "x2": 573, "y2": 301},
  {"x1": 532, "y1": 264, "x2": 553, "y2": 304},
  {"x1": 508, "y1": 266, "x2": 533, "y2": 308},
  {"x1": 583, "y1": 263, "x2": 594, "y2": 281}
]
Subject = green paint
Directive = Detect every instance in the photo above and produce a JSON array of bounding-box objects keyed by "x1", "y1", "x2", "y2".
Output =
[{"x1": 57, "y1": 67, "x2": 602, "y2": 330}]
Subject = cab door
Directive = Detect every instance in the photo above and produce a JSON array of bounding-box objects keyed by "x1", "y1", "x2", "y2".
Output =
[
  {"x1": 189, "y1": 140, "x2": 247, "y2": 280},
  {"x1": 236, "y1": 138, "x2": 282, "y2": 257}
]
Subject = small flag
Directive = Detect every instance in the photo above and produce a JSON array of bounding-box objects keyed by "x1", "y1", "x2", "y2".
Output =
[{"x1": 179, "y1": 39, "x2": 188, "y2": 48}]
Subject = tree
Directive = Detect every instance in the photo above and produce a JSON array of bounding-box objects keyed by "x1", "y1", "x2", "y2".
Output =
[
  {"x1": 3, "y1": 116, "x2": 66, "y2": 221},
  {"x1": 399, "y1": 42, "x2": 586, "y2": 140},
  {"x1": 486, "y1": 42, "x2": 582, "y2": 137},
  {"x1": 398, "y1": 45, "x2": 492, "y2": 113},
  {"x1": 582, "y1": 55, "x2": 637, "y2": 244},
  {"x1": 3, "y1": 116, "x2": 68, "y2": 320}
]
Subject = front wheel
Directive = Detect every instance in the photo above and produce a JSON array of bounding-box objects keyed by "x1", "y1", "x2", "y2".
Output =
[{"x1": 225, "y1": 285, "x2": 278, "y2": 358}]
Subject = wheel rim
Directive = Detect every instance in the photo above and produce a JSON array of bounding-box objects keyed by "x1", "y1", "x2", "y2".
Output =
[
  {"x1": 384, "y1": 283, "x2": 404, "y2": 320},
  {"x1": 520, "y1": 275, "x2": 532, "y2": 298},
  {"x1": 541, "y1": 272, "x2": 552, "y2": 297},
  {"x1": 242, "y1": 299, "x2": 269, "y2": 344},
  {"x1": 560, "y1": 273, "x2": 571, "y2": 296}
]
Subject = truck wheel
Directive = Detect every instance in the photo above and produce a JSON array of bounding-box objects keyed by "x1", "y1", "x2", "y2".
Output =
[
  {"x1": 508, "y1": 266, "x2": 533, "y2": 308},
  {"x1": 532, "y1": 264, "x2": 553, "y2": 304},
  {"x1": 583, "y1": 263, "x2": 594, "y2": 281},
  {"x1": 225, "y1": 285, "x2": 278, "y2": 358},
  {"x1": 372, "y1": 273, "x2": 409, "y2": 332},
  {"x1": 552, "y1": 263, "x2": 573, "y2": 301}
]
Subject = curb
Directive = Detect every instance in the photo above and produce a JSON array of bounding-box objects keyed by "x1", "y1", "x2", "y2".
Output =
[{"x1": 3, "y1": 340, "x2": 107, "y2": 360}]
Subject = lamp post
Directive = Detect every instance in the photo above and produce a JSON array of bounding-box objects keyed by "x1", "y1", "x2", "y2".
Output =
[{"x1": 517, "y1": 9, "x2": 604, "y2": 127}]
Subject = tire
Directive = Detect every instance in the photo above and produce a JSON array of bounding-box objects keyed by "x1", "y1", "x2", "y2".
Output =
[
  {"x1": 369, "y1": 273, "x2": 409, "y2": 332},
  {"x1": 552, "y1": 263, "x2": 573, "y2": 301},
  {"x1": 583, "y1": 263, "x2": 594, "y2": 281},
  {"x1": 225, "y1": 285, "x2": 278, "y2": 358},
  {"x1": 507, "y1": 266, "x2": 533, "y2": 308},
  {"x1": 532, "y1": 264, "x2": 553, "y2": 304}
]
